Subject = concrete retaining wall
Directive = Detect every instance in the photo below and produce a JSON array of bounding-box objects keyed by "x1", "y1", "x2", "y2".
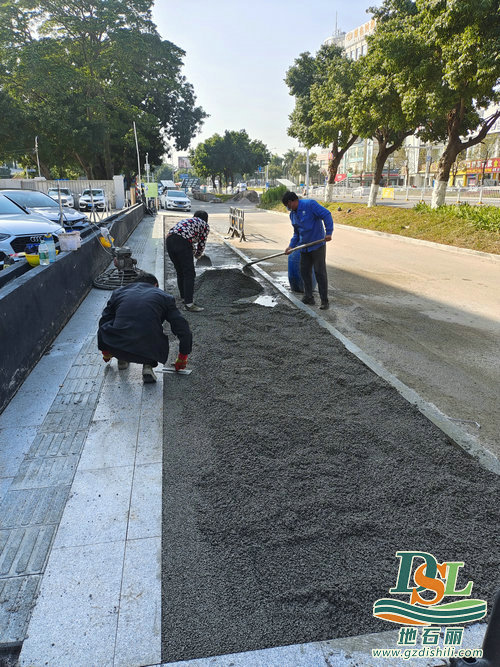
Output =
[{"x1": 0, "y1": 205, "x2": 144, "y2": 413}]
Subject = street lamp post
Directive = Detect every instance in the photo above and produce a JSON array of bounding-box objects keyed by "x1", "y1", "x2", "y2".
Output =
[
  {"x1": 34, "y1": 136, "x2": 41, "y2": 178},
  {"x1": 305, "y1": 148, "x2": 310, "y2": 196}
]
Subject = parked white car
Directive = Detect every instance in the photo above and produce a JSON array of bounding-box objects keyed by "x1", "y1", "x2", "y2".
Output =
[
  {"x1": 79, "y1": 188, "x2": 108, "y2": 212},
  {"x1": 47, "y1": 187, "x2": 75, "y2": 208},
  {"x1": 160, "y1": 190, "x2": 191, "y2": 211},
  {"x1": 0, "y1": 193, "x2": 65, "y2": 259}
]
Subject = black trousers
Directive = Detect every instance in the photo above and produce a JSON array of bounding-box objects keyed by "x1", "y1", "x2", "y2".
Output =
[
  {"x1": 166, "y1": 234, "x2": 195, "y2": 304},
  {"x1": 299, "y1": 245, "x2": 329, "y2": 302}
]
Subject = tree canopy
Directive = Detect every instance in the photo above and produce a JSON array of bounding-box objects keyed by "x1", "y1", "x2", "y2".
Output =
[
  {"x1": 369, "y1": 0, "x2": 500, "y2": 206},
  {"x1": 285, "y1": 44, "x2": 360, "y2": 199},
  {"x1": 0, "y1": 0, "x2": 207, "y2": 180},
  {"x1": 190, "y1": 130, "x2": 270, "y2": 190}
]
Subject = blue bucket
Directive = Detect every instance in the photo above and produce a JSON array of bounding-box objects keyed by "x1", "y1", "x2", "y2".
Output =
[{"x1": 288, "y1": 249, "x2": 317, "y2": 293}]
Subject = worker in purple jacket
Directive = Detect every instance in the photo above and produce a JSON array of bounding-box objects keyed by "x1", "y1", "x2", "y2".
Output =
[{"x1": 282, "y1": 191, "x2": 333, "y2": 310}]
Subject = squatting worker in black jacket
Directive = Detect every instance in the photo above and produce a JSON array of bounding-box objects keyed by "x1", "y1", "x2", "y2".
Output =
[
  {"x1": 97, "y1": 273, "x2": 192, "y2": 383},
  {"x1": 166, "y1": 210, "x2": 209, "y2": 312}
]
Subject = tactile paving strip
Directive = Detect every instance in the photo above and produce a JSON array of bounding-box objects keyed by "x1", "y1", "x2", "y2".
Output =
[{"x1": 0, "y1": 337, "x2": 105, "y2": 645}]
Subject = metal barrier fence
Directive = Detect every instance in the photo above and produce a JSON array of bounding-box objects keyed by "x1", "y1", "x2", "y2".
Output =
[
  {"x1": 228, "y1": 207, "x2": 246, "y2": 241},
  {"x1": 314, "y1": 185, "x2": 500, "y2": 204},
  {"x1": 0, "y1": 178, "x2": 117, "y2": 209}
]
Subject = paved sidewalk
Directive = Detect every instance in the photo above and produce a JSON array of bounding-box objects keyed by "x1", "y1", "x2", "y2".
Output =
[{"x1": 0, "y1": 215, "x2": 164, "y2": 666}]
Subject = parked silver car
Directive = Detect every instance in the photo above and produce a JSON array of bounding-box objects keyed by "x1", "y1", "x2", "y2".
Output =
[
  {"x1": 1, "y1": 189, "x2": 89, "y2": 230},
  {"x1": 0, "y1": 193, "x2": 65, "y2": 258},
  {"x1": 47, "y1": 187, "x2": 75, "y2": 208}
]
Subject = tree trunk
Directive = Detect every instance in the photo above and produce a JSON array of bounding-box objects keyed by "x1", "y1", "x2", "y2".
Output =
[
  {"x1": 431, "y1": 141, "x2": 460, "y2": 208},
  {"x1": 74, "y1": 152, "x2": 92, "y2": 179},
  {"x1": 368, "y1": 184, "x2": 380, "y2": 207},
  {"x1": 368, "y1": 142, "x2": 391, "y2": 208},
  {"x1": 368, "y1": 130, "x2": 412, "y2": 207},
  {"x1": 324, "y1": 135, "x2": 358, "y2": 202},
  {"x1": 103, "y1": 131, "x2": 113, "y2": 180},
  {"x1": 39, "y1": 161, "x2": 51, "y2": 179}
]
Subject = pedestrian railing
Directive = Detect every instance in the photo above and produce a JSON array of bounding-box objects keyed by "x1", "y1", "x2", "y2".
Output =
[{"x1": 312, "y1": 185, "x2": 500, "y2": 205}]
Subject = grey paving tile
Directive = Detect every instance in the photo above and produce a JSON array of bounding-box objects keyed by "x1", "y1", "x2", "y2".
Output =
[
  {"x1": 127, "y1": 463, "x2": 161, "y2": 540},
  {"x1": 0, "y1": 525, "x2": 55, "y2": 576},
  {"x1": 52, "y1": 466, "x2": 134, "y2": 548},
  {"x1": 0, "y1": 477, "x2": 12, "y2": 504},
  {"x1": 92, "y1": 373, "x2": 145, "y2": 421},
  {"x1": 19, "y1": 541, "x2": 124, "y2": 667},
  {"x1": 77, "y1": 417, "x2": 139, "y2": 471},
  {"x1": 136, "y1": 413, "x2": 163, "y2": 465},
  {"x1": 0, "y1": 427, "x2": 38, "y2": 478},
  {"x1": 0, "y1": 575, "x2": 42, "y2": 644},
  {"x1": 1, "y1": 486, "x2": 70, "y2": 528},
  {"x1": 163, "y1": 641, "x2": 328, "y2": 667},
  {"x1": 38, "y1": 407, "x2": 95, "y2": 433},
  {"x1": 10, "y1": 455, "x2": 80, "y2": 490},
  {"x1": 114, "y1": 537, "x2": 161, "y2": 667},
  {"x1": 26, "y1": 430, "x2": 86, "y2": 459}
]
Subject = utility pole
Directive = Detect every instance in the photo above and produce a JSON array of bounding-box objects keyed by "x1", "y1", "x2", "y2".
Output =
[
  {"x1": 133, "y1": 122, "x2": 142, "y2": 190},
  {"x1": 35, "y1": 136, "x2": 41, "y2": 178},
  {"x1": 305, "y1": 148, "x2": 310, "y2": 196}
]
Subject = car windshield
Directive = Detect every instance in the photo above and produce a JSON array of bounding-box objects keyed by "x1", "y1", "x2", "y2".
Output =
[
  {"x1": 167, "y1": 191, "x2": 187, "y2": 199},
  {"x1": 2, "y1": 190, "x2": 59, "y2": 208},
  {"x1": 0, "y1": 195, "x2": 26, "y2": 215},
  {"x1": 82, "y1": 189, "x2": 104, "y2": 196},
  {"x1": 48, "y1": 188, "x2": 70, "y2": 196}
]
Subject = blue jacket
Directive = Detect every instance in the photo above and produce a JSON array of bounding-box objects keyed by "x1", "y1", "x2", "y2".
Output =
[{"x1": 289, "y1": 199, "x2": 334, "y2": 252}]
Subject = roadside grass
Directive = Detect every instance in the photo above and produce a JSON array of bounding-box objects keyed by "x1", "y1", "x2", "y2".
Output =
[
  {"x1": 260, "y1": 200, "x2": 500, "y2": 255},
  {"x1": 212, "y1": 193, "x2": 234, "y2": 202}
]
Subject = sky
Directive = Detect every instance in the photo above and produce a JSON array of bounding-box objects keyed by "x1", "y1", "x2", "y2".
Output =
[{"x1": 152, "y1": 0, "x2": 381, "y2": 164}]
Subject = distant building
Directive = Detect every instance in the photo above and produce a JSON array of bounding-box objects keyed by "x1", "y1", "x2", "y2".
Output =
[{"x1": 343, "y1": 19, "x2": 376, "y2": 60}]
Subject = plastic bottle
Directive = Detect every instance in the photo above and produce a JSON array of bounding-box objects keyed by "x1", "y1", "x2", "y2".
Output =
[
  {"x1": 38, "y1": 242, "x2": 49, "y2": 266},
  {"x1": 44, "y1": 234, "x2": 57, "y2": 263}
]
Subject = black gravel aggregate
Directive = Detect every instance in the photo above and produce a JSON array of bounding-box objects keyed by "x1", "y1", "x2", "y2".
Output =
[{"x1": 161, "y1": 261, "x2": 500, "y2": 663}]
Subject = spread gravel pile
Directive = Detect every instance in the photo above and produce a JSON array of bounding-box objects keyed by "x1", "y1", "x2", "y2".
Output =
[{"x1": 162, "y1": 267, "x2": 500, "y2": 663}]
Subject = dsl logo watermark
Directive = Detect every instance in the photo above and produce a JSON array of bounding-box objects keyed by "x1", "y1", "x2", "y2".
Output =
[{"x1": 373, "y1": 551, "x2": 487, "y2": 626}]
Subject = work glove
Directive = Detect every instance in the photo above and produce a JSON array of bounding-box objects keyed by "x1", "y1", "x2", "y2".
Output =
[
  {"x1": 174, "y1": 353, "x2": 188, "y2": 371},
  {"x1": 101, "y1": 350, "x2": 112, "y2": 363}
]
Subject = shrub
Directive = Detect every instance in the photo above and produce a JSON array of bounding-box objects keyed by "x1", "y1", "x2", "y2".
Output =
[
  {"x1": 260, "y1": 185, "x2": 287, "y2": 207},
  {"x1": 414, "y1": 202, "x2": 500, "y2": 232}
]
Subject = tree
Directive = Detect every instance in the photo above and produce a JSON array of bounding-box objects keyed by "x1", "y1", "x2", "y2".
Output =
[
  {"x1": 285, "y1": 44, "x2": 360, "y2": 201},
  {"x1": 267, "y1": 154, "x2": 284, "y2": 183},
  {"x1": 190, "y1": 130, "x2": 270, "y2": 191},
  {"x1": 290, "y1": 152, "x2": 321, "y2": 185},
  {"x1": 349, "y1": 25, "x2": 419, "y2": 206},
  {"x1": 282, "y1": 149, "x2": 300, "y2": 182},
  {"x1": 154, "y1": 163, "x2": 175, "y2": 182},
  {"x1": 371, "y1": 0, "x2": 500, "y2": 207},
  {"x1": 0, "y1": 0, "x2": 207, "y2": 179}
]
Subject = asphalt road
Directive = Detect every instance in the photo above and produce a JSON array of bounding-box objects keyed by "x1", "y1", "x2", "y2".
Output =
[{"x1": 189, "y1": 201, "x2": 500, "y2": 461}]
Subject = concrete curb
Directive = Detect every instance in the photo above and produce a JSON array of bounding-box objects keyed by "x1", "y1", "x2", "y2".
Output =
[{"x1": 222, "y1": 234, "x2": 500, "y2": 477}]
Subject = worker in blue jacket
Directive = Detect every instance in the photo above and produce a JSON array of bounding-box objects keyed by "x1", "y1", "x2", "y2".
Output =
[{"x1": 282, "y1": 191, "x2": 333, "y2": 310}]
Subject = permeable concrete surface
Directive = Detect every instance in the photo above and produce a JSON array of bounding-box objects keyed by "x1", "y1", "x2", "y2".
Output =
[{"x1": 0, "y1": 206, "x2": 497, "y2": 666}]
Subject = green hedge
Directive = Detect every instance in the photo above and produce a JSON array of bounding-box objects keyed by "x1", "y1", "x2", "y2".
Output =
[
  {"x1": 260, "y1": 185, "x2": 287, "y2": 207},
  {"x1": 414, "y1": 202, "x2": 500, "y2": 232}
]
